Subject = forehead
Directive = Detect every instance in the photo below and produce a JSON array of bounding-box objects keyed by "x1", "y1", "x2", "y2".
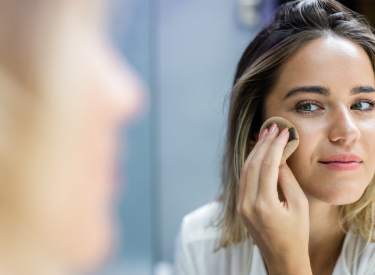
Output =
[{"x1": 270, "y1": 35, "x2": 375, "y2": 100}]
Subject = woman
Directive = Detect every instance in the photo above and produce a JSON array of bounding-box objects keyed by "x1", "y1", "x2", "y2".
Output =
[
  {"x1": 0, "y1": 0, "x2": 144, "y2": 274},
  {"x1": 175, "y1": 0, "x2": 375, "y2": 274}
]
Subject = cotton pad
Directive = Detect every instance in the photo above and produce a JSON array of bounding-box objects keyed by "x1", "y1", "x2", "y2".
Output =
[{"x1": 259, "y1": 116, "x2": 299, "y2": 164}]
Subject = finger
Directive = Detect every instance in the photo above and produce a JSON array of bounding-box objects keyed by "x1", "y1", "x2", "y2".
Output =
[
  {"x1": 278, "y1": 162, "x2": 307, "y2": 209},
  {"x1": 238, "y1": 128, "x2": 269, "y2": 206},
  {"x1": 257, "y1": 127, "x2": 289, "y2": 202},
  {"x1": 243, "y1": 124, "x2": 280, "y2": 204},
  {"x1": 243, "y1": 128, "x2": 269, "y2": 175}
]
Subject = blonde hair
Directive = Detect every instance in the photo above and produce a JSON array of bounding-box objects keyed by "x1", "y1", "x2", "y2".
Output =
[{"x1": 215, "y1": 0, "x2": 375, "y2": 254}]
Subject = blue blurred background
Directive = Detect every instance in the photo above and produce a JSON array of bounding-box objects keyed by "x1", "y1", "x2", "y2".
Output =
[
  {"x1": 101, "y1": 0, "x2": 279, "y2": 274},
  {"x1": 93, "y1": 0, "x2": 375, "y2": 274}
]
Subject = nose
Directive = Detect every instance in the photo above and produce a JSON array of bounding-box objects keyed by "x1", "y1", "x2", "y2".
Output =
[
  {"x1": 328, "y1": 103, "x2": 361, "y2": 145},
  {"x1": 114, "y1": 59, "x2": 147, "y2": 124},
  {"x1": 100, "y1": 41, "x2": 147, "y2": 125}
]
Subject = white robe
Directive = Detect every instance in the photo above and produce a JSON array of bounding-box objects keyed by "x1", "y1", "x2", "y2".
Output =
[{"x1": 174, "y1": 201, "x2": 375, "y2": 275}]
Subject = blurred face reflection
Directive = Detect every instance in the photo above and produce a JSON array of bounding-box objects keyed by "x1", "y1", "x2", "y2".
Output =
[
  {"x1": 29, "y1": 25, "x2": 146, "y2": 273},
  {"x1": 0, "y1": 1, "x2": 145, "y2": 273},
  {"x1": 65, "y1": 37, "x2": 145, "y2": 269}
]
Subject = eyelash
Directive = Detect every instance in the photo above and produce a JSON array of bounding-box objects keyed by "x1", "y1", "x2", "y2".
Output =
[{"x1": 293, "y1": 99, "x2": 375, "y2": 116}]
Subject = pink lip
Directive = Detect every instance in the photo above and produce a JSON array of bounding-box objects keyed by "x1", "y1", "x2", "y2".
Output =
[
  {"x1": 319, "y1": 153, "x2": 362, "y2": 163},
  {"x1": 319, "y1": 161, "x2": 361, "y2": 171},
  {"x1": 319, "y1": 153, "x2": 362, "y2": 171}
]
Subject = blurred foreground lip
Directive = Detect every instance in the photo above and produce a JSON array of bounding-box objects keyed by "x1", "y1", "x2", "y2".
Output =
[{"x1": 318, "y1": 153, "x2": 362, "y2": 171}]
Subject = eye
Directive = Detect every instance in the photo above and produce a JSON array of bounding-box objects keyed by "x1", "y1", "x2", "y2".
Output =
[
  {"x1": 351, "y1": 99, "x2": 375, "y2": 112},
  {"x1": 293, "y1": 99, "x2": 375, "y2": 116},
  {"x1": 293, "y1": 100, "x2": 321, "y2": 116}
]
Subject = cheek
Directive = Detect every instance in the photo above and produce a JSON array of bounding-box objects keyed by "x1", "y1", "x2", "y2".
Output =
[
  {"x1": 361, "y1": 124, "x2": 375, "y2": 167},
  {"x1": 62, "y1": 129, "x2": 116, "y2": 268},
  {"x1": 33, "y1": 54, "x2": 129, "y2": 268},
  {"x1": 285, "y1": 126, "x2": 374, "y2": 204},
  {"x1": 286, "y1": 129, "x2": 317, "y2": 184},
  {"x1": 286, "y1": 124, "x2": 319, "y2": 167},
  {"x1": 34, "y1": 117, "x2": 117, "y2": 269},
  {"x1": 36, "y1": 151, "x2": 115, "y2": 269},
  {"x1": 55, "y1": 84, "x2": 120, "y2": 269}
]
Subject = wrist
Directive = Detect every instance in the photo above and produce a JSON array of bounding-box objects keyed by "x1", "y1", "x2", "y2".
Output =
[{"x1": 265, "y1": 252, "x2": 312, "y2": 275}]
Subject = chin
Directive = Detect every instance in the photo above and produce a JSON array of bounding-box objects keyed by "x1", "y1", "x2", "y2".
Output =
[{"x1": 306, "y1": 184, "x2": 366, "y2": 205}]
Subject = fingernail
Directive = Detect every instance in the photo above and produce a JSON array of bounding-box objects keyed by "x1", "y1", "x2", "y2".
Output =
[
  {"x1": 260, "y1": 128, "x2": 268, "y2": 140},
  {"x1": 278, "y1": 127, "x2": 289, "y2": 137},
  {"x1": 269, "y1": 123, "x2": 277, "y2": 134}
]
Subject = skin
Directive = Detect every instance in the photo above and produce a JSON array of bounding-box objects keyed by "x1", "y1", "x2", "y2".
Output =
[
  {"x1": 0, "y1": 6, "x2": 145, "y2": 275},
  {"x1": 46, "y1": 39, "x2": 145, "y2": 273},
  {"x1": 52, "y1": 36, "x2": 145, "y2": 272},
  {"x1": 237, "y1": 35, "x2": 375, "y2": 275}
]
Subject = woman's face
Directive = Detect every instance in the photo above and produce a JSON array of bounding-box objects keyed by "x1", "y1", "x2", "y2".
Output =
[
  {"x1": 264, "y1": 35, "x2": 375, "y2": 205},
  {"x1": 28, "y1": 30, "x2": 146, "y2": 271},
  {"x1": 66, "y1": 37, "x2": 145, "y2": 268}
]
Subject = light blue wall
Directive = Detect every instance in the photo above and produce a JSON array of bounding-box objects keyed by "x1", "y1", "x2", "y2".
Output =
[
  {"x1": 102, "y1": 0, "x2": 279, "y2": 273},
  {"x1": 156, "y1": 0, "x2": 257, "y2": 262}
]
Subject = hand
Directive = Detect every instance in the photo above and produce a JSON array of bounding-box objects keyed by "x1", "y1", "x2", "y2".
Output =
[{"x1": 237, "y1": 124, "x2": 311, "y2": 275}]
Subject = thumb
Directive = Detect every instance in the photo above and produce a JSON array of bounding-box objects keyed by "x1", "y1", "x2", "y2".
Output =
[{"x1": 278, "y1": 162, "x2": 307, "y2": 208}]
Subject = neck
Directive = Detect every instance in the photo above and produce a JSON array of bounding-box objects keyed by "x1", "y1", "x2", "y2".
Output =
[{"x1": 307, "y1": 197, "x2": 346, "y2": 274}]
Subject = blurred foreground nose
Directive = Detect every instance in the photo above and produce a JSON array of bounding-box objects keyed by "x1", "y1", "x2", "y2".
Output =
[
  {"x1": 116, "y1": 59, "x2": 147, "y2": 123},
  {"x1": 102, "y1": 41, "x2": 147, "y2": 125}
]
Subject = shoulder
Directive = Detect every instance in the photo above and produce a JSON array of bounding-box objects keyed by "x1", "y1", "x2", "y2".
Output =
[
  {"x1": 174, "y1": 201, "x2": 225, "y2": 274},
  {"x1": 174, "y1": 201, "x2": 252, "y2": 275},
  {"x1": 344, "y1": 231, "x2": 375, "y2": 274},
  {"x1": 179, "y1": 200, "x2": 223, "y2": 245}
]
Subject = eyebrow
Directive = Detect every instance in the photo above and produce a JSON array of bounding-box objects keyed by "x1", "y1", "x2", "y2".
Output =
[{"x1": 282, "y1": 85, "x2": 375, "y2": 101}]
